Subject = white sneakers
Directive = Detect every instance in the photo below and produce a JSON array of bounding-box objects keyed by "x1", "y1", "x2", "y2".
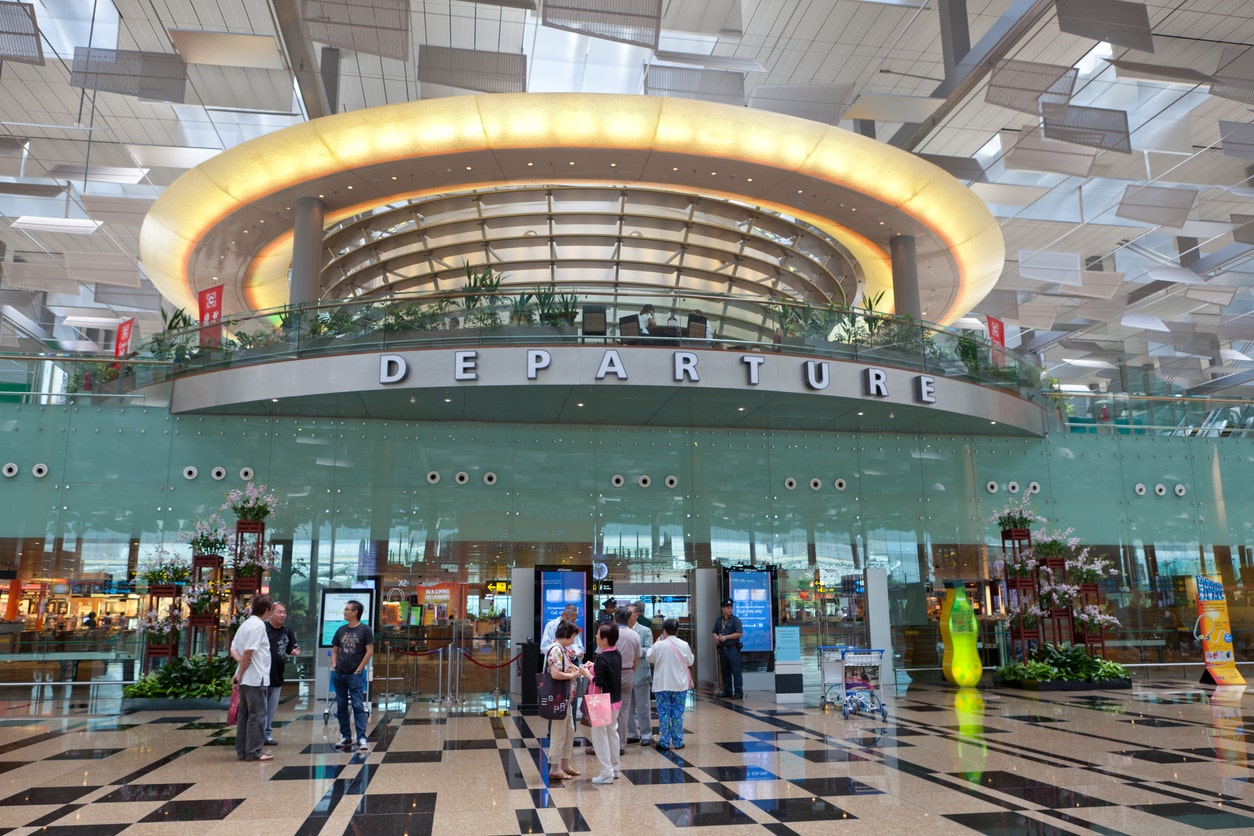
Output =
[
  {"x1": 357, "y1": 737, "x2": 369, "y2": 751},
  {"x1": 590, "y1": 772, "x2": 615, "y2": 784}
]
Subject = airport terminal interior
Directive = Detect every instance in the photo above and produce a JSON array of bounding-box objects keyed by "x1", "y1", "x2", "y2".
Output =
[{"x1": 0, "y1": 0, "x2": 1252, "y2": 833}]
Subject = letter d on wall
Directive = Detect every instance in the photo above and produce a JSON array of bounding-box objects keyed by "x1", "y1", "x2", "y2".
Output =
[{"x1": 380, "y1": 354, "x2": 408, "y2": 384}]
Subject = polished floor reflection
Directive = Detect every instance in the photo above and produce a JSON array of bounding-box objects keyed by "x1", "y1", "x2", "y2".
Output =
[{"x1": 0, "y1": 675, "x2": 1251, "y2": 834}]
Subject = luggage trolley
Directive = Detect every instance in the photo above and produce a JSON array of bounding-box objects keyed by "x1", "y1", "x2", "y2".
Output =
[
  {"x1": 836, "y1": 648, "x2": 887, "y2": 720},
  {"x1": 817, "y1": 645, "x2": 848, "y2": 711}
]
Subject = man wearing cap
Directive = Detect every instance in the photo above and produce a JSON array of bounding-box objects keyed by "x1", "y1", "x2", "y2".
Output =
[
  {"x1": 596, "y1": 598, "x2": 616, "y2": 625},
  {"x1": 711, "y1": 598, "x2": 744, "y2": 699}
]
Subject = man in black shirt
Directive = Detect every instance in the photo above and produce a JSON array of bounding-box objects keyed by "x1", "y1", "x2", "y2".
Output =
[
  {"x1": 263, "y1": 600, "x2": 299, "y2": 746},
  {"x1": 711, "y1": 598, "x2": 744, "y2": 699},
  {"x1": 331, "y1": 600, "x2": 374, "y2": 752}
]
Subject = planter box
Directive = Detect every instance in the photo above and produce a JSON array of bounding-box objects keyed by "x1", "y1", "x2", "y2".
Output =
[
  {"x1": 121, "y1": 697, "x2": 229, "y2": 714},
  {"x1": 996, "y1": 677, "x2": 1131, "y2": 692},
  {"x1": 147, "y1": 584, "x2": 183, "y2": 598}
]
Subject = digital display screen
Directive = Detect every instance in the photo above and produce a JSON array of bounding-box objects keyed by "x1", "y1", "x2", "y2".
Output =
[
  {"x1": 645, "y1": 595, "x2": 689, "y2": 621},
  {"x1": 319, "y1": 588, "x2": 376, "y2": 648},
  {"x1": 728, "y1": 570, "x2": 773, "y2": 652},
  {"x1": 538, "y1": 569, "x2": 587, "y2": 638}
]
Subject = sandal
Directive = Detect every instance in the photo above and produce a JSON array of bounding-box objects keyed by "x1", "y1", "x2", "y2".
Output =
[
  {"x1": 548, "y1": 771, "x2": 572, "y2": 780},
  {"x1": 256, "y1": 753, "x2": 275, "y2": 762},
  {"x1": 561, "y1": 766, "x2": 580, "y2": 776}
]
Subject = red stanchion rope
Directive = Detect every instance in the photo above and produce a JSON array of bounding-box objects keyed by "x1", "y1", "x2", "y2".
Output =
[
  {"x1": 387, "y1": 646, "x2": 447, "y2": 657},
  {"x1": 456, "y1": 647, "x2": 524, "y2": 669}
]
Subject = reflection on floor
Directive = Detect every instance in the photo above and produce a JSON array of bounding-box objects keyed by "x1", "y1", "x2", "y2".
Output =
[{"x1": 0, "y1": 675, "x2": 1251, "y2": 834}]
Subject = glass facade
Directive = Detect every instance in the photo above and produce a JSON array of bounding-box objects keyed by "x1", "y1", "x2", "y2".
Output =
[{"x1": 0, "y1": 403, "x2": 1250, "y2": 687}]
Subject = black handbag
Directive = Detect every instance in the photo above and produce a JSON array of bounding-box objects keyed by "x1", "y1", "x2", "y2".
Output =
[{"x1": 537, "y1": 656, "x2": 569, "y2": 720}]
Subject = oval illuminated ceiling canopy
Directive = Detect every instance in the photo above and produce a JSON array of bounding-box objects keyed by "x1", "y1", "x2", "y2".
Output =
[{"x1": 140, "y1": 93, "x2": 1004, "y2": 325}]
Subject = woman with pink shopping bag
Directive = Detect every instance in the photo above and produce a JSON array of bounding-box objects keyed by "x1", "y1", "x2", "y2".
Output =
[{"x1": 586, "y1": 621, "x2": 622, "y2": 784}]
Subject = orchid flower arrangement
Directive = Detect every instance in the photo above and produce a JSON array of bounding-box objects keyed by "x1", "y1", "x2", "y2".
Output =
[
  {"x1": 223, "y1": 482, "x2": 280, "y2": 522},
  {"x1": 137, "y1": 547, "x2": 191, "y2": 585},
  {"x1": 180, "y1": 513, "x2": 230, "y2": 556},
  {"x1": 1075, "y1": 604, "x2": 1120, "y2": 634},
  {"x1": 987, "y1": 496, "x2": 1047, "y2": 531}
]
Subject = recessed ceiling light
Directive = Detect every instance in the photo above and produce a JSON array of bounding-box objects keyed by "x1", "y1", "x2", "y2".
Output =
[
  {"x1": 465, "y1": 166, "x2": 472, "y2": 170},
  {"x1": 737, "y1": 407, "x2": 744, "y2": 411},
  {"x1": 346, "y1": 184, "x2": 353, "y2": 189},
  {"x1": 746, "y1": 178, "x2": 753, "y2": 182},
  {"x1": 569, "y1": 161, "x2": 575, "y2": 165},
  {"x1": 527, "y1": 162, "x2": 534, "y2": 166},
  {"x1": 444, "y1": 398, "x2": 452, "y2": 403},
  {"x1": 856, "y1": 411, "x2": 863, "y2": 416},
  {"x1": 610, "y1": 162, "x2": 617, "y2": 167},
  {"x1": 577, "y1": 402, "x2": 584, "y2": 407}
]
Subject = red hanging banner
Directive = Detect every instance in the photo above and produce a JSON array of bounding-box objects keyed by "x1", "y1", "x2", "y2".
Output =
[
  {"x1": 986, "y1": 315, "x2": 1005, "y2": 368},
  {"x1": 114, "y1": 318, "x2": 134, "y2": 358},
  {"x1": 198, "y1": 286, "x2": 223, "y2": 347}
]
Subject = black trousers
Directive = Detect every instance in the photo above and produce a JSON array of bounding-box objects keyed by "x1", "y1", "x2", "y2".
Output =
[{"x1": 718, "y1": 647, "x2": 743, "y2": 695}]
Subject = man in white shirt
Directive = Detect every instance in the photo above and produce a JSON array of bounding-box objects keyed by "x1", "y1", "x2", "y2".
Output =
[
  {"x1": 626, "y1": 600, "x2": 654, "y2": 745},
  {"x1": 230, "y1": 594, "x2": 274, "y2": 762},
  {"x1": 539, "y1": 604, "x2": 584, "y2": 661}
]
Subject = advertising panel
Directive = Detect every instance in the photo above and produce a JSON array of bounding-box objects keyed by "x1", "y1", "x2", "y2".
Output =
[
  {"x1": 727, "y1": 569, "x2": 773, "y2": 652},
  {"x1": 1196, "y1": 576, "x2": 1245, "y2": 685},
  {"x1": 537, "y1": 567, "x2": 587, "y2": 640},
  {"x1": 198, "y1": 286, "x2": 223, "y2": 347},
  {"x1": 318, "y1": 588, "x2": 376, "y2": 648}
]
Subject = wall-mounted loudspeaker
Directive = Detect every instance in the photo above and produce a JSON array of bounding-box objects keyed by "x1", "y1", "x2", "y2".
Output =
[
  {"x1": 664, "y1": 475, "x2": 678, "y2": 488},
  {"x1": 455, "y1": 471, "x2": 469, "y2": 485},
  {"x1": 483, "y1": 472, "x2": 497, "y2": 486},
  {"x1": 1007, "y1": 481, "x2": 1020, "y2": 494},
  {"x1": 610, "y1": 474, "x2": 625, "y2": 487},
  {"x1": 809, "y1": 478, "x2": 822, "y2": 490},
  {"x1": 834, "y1": 478, "x2": 847, "y2": 491},
  {"x1": 1027, "y1": 481, "x2": 1041, "y2": 494},
  {"x1": 183, "y1": 465, "x2": 198, "y2": 480},
  {"x1": 1154, "y1": 484, "x2": 1166, "y2": 496},
  {"x1": 239, "y1": 467, "x2": 255, "y2": 481},
  {"x1": 985, "y1": 481, "x2": 999, "y2": 493},
  {"x1": 32, "y1": 463, "x2": 47, "y2": 478},
  {"x1": 784, "y1": 477, "x2": 797, "y2": 490},
  {"x1": 638, "y1": 475, "x2": 651, "y2": 488},
  {"x1": 1, "y1": 463, "x2": 16, "y2": 478},
  {"x1": 1175, "y1": 484, "x2": 1186, "y2": 497},
  {"x1": 211, "y1": 466, "x2": 227, "y2": 481},
  {"x1": 1134, "y1": 483, "x2": 1146, "y2": 496},
  {"x1": 426, "y1": 471, "x2": 440, "y2": 484}
]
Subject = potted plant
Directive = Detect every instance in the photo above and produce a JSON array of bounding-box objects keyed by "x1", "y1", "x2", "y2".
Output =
[
  {"x1": 140, "y1": 607, "x2": 182, "y2": 646},
  {"x1": 995, "y1": 642, "x2": 1130, "y2": 691},
  {"x1": 180, "y1": 513, "x2": 230, "y2": 558},
  {"x1": 462, "y1": 264, "x2": 503, "y2": 328},
  {"x1": 987, "y1": 496, "x2": 1046, "y2": 540},
  {"x1": 223, "y1": 482, "x2": 280, "y2": 523},
  {"x1": 182, "y1": 581, "x2": 226, "y2": 620},
  {"x1": 137, "y1": 547, "x2": 191, "y2": 594},
  {"x1": 121, "y1": 653, "x2": 236, "y2": 711},
  {"x1": 233, "y1": 544, "x2": 278, "y2": 581}
]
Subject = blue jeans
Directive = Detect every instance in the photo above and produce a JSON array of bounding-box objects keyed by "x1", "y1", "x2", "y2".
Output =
[{"x1": 332, "y1": 670, "x2": 367, "y2": 741}]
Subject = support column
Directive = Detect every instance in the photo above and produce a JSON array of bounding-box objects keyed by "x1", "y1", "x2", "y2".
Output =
[
  {"x1": 854, "y1": 119, "x2": 875, "y2": 139},
  {"x1": 938, "y1": 0, "x2": 971, "y2": 77},
  {"x1": 890, "y1": 235, "x2": 922, "y2": 321},
  {"x1": 291, "y1": 196, "x2": 325, "y2": 305}
]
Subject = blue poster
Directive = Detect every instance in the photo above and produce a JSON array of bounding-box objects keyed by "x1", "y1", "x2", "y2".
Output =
[
  {"x1": 540, "y1": 570, "x2": 586, "y2": 634},
  {"x1": 728, "y1": 570, "x2": 773, "y2": 652}
]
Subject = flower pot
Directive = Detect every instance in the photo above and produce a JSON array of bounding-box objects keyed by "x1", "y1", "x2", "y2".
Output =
[
  {"x1": 1001, "y1": 528, "x2": 1031, "y2": 542},
  {"x1": 192, "y1": 554, "x2": 223, "y2": 572}
]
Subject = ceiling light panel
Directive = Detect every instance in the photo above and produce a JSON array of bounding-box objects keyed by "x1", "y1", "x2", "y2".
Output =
[
  {"x1": 1002, "y1": 126, "x2": 1098, "y2": 176},
  {"x1": 1054, "y1": 0, "x2": 1154, "y2": 53},
  {"x1": 301, "y1": 0, "x2": 410, "y2": 62},
  {"x1": 168, "y1": 30, "x2": 286, "y2": 69},
  {"x1": 985, "y1": 59, "x2": 1076, "y2": 115},
  {"x1": 1042, "y1": 104, "x2": 1131, "y2": 154},
  {"x1": 70, "y1": 47, "x2": 187, "y2": 102},
  {"x1": 11, "y1": 216, "x2": 101, "y2": 234},
  {"x1": 0, "y1": 1, "x2": 42, "y2": 65},
  {"x1": 417, "y1": 46, "x2": 526, "y2": 94},
  {"x1": 645, "y1": 65, "x2": 744, "y2": 105},
  {"x1": 543, "y1": 0, "x2": 662, "y2": 50},
  {"x1": 1115, "y1": 184, "x2": 1197, "y2": 227}
]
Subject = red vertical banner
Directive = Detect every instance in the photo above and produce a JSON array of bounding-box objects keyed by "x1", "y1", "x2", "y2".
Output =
[
  {"x1": 198, "y1": 286, "x2": 223, "y2": 347},
  {"x1": 114, "y1": 318, "x2": 134, "y2": 358},
  {"x1": 986, "y1": 316, "x2": 1005, "y2": 368}
]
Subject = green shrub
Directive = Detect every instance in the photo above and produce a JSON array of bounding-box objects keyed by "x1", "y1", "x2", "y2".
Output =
[
  {"x1": 123, "y1": 654, "x2": 235, "y2": 699},
  {"x1": 994, "y1": 642, "x2": 1129, "y2": 683}
]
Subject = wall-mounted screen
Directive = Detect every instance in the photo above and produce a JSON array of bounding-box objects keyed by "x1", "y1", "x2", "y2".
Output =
[
  {"x1": 727, "y1": 569, "x2": 773, "y2": 652},
  {"x1": 535, "y1": 566, "x2": 589, "y2": 642},
  {"x1": 645, "y1": 595, "x2": 689, "y2": 621},
  {"x1": 319, "y1": 588, "x2": 377, "y2": 648}
]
